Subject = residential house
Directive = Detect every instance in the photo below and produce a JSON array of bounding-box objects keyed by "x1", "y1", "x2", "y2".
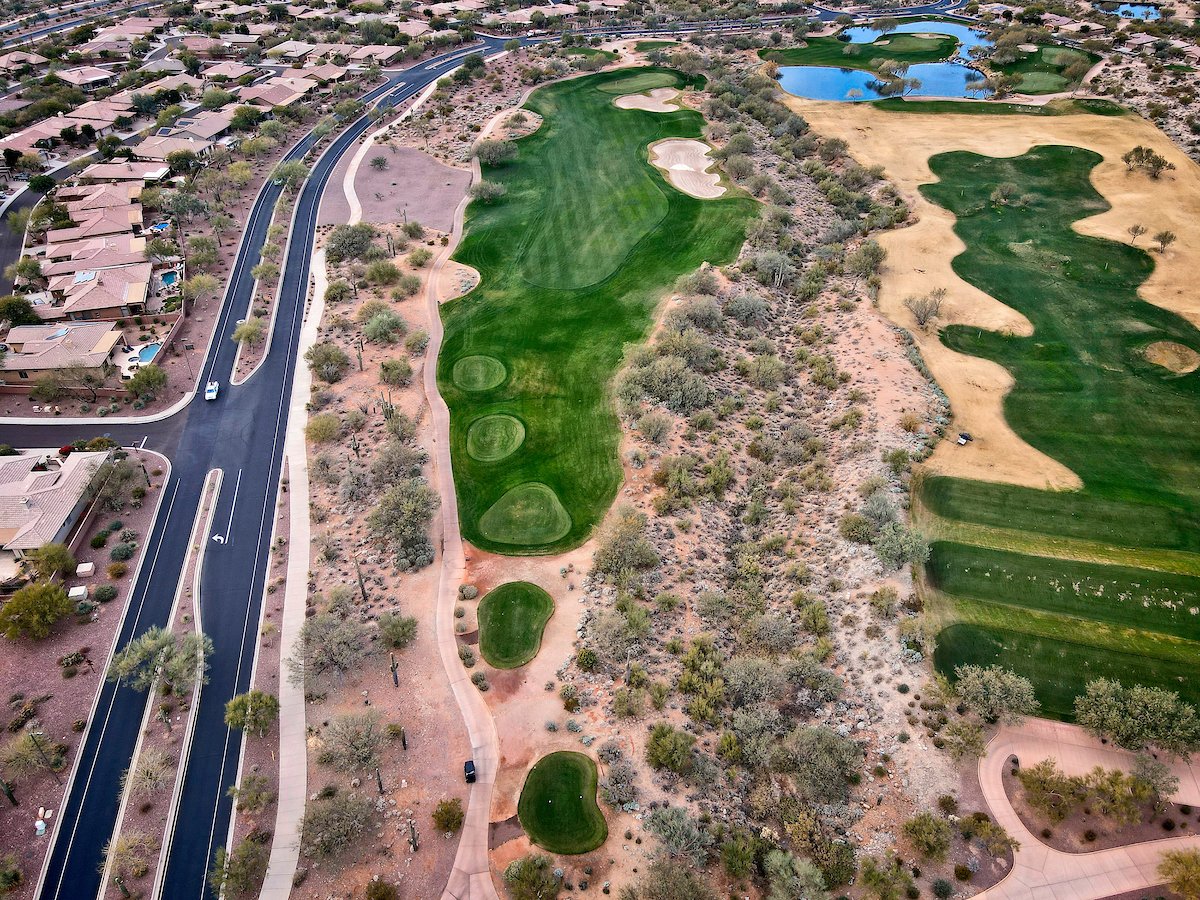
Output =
[
  {"x1": 0, "y1": 51, "x2": 48, "y2": 76},
  {"x1": 77, "y1": 160, "x2": 170, "y2": 184},
  {"x1": 306, "y1": 63, "x2": 348, "y2": 84},
  {"x1": 0, "y1": 448, "x2": 113, "y2": 578},
  {"x1": 171, "y1": 108, "x2": 236, "y2": 142},
  {"x1": 56, "y1": 66, "x2": 118, "y2": 92},
  {"x1": 238, "y1": 80, "x2": 307, "y2": 108},
  {"x1": 58, "y1": 182, "x2": 143, "y2": 216},
  {"x1": 266, "y1": 40, "x2": 316, "y2": 61},
  {"x1": 131, "y1": 134, "x2": 215, "y2": 162},
  {"x1": 46, "y1": 205, "x2": 144, "y2": 244},
  {"x1": 42, "y1": 262, "x2": 151, "y2": 320},
  {"x1": 42, "y1": 234, "x2": 148, "y2": 278},
  {"x1": 203, "y1": 61, "x2": 258, "y2": 82},
  {"x1": 2, "y1": 322, "x2": 122, "y2": 375},
  {"x1": 348, "y1": 45, "x2": 406, "y2": 65}
]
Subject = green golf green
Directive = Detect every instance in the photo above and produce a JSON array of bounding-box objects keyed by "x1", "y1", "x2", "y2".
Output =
[
  {"x1": 439, "y1": 68, "x2": 754, "y2": 554},
  {"x1": 478, "y1": 483, "x2": 571, "y2": 546},
  {"x1": 918, "y1": 145, "x2": 1200, "y2": 717},
  {"x1": 477, "y1": 581, "x2": 554, "y2": 668},
  {"x1": 994, "y1": 45, "x2": 1098, "y2": 94},
  {"x1": 595, "y1": 70, "x2": 679, "y2": 93},
  {"x1": 761, "y1": 32, "x2": 959, "y2": 72},
  {"x1": 467, "y1": 414, "x2": 526, "y2": 462},
  {"x1": 518, "y1": 751, "x2": 607, "y2": 854},
  {"x1": 635, "y1": 40, "x2": 678, "y2": 52},
  {"x1": 453, "y1": 355, "x2": 507, "y2": 391}
]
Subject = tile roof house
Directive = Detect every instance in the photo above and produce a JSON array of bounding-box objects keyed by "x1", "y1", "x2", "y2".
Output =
[
  {"x1": 59, "y1": 182, "x2": 144, "y2": 214},
  {"x1": 77, "y1": 160, "x2": 170, "y2": 183},
  {"x1": 46, "y1": 205, "x2": 143, "y2": 244},
  {"x1": 0, "y1": 51, "x2": 48, "y2": 75},
  {"x1": 41, "y1": 262, "x2": 151, "y2": 320},
  {"x1": 203, "y1": 61, "x2": 258, "y2": 81},
  {"x1": 132, "y1": 134, "x2": 215, "y2": 161},
  {"x1": 42, "y1": 234, "x2": 148, "y2": 277},
  {"x1": 170, "y1": 108, "x2": 236, "y2": 142},
  {"x1": 2, "y1": 322, "x2": 122, "y2": 375},
  {"x1": 0, "y1": 449, "x2": 112, "y2": 576},
  {"x1": 238, "y1": 81, "x2": 306, "y2": 108},
  {"x1": 56, "y1": 66, "x2": 117, "y2": 91}
]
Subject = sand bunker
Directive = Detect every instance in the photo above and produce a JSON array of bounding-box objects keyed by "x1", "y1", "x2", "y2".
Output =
[
  {"x1": 789, "y1": 97, "x2": 1200, "y2": 490},
  {"x1": 649, "y1": 139, "x2": 726, "y2": 199},
  {"x1": 1144, "y1": 341, "x2": 1200, "y2": 374},
  {"x1": 614, "y1": 87, "x2": 681, "y2": 113}
]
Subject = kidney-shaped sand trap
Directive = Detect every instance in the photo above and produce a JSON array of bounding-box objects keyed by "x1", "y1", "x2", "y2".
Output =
[
  {"x1": 614, "y1": 87, "x2": 680, "y2": 112},
  {"x1": 649, "y1": 139, "x2": 725, "y2": 199}
]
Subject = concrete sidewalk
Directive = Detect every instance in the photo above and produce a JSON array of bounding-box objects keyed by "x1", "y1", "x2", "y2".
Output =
[{"x1": 974, "y1": 719, "x2": 1200, "y2": 900}]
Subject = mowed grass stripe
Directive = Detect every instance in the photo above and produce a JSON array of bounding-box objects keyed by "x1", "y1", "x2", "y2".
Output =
[
  {"x1": 934, "y1": 623, "x2": 1200, "y2": 720},
  {"x1": 477, "y1": 581, "x2": 554, "y2": 669},
  {"x1": 928, "y1": 541, "x2": 1200, "y2": 642},
  {"x1": 439, "y1": 68, "x2": 755, "y2": 554},
  {"x1": 917, "y1": 145, "x2": 1200, "y2": 714}
]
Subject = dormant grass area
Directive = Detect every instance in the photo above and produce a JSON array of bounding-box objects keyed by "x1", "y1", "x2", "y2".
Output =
[
  {"x1": 516, "y1": 751, "x2": 607, "y2": 854},
  {"x1": 915, "y1": 145, "x2": 1200, "y2": 714},
  {"x1": 476, "y1": 581, "x2": 554, "y2": 669},
  {"x1": 438, "y1": 68, "x2": 755, "y2": 554}
]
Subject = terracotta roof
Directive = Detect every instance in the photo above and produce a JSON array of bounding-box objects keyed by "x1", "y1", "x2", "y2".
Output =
[
  {"x1": 42, "y1": 234, "x2": 148, "y2": 275},
  {"x1": 46, "y1": 205, "x2": 143, "y2": 243},
  {"x1": 0, "y1": 450, "x2": 111, "y2": 552},
  {"x1": 43, "y1": 262, "x2": 150, "y2": 317},
  {"x1": 78, "y1": 160, "x2": 170, "y2": 182}
]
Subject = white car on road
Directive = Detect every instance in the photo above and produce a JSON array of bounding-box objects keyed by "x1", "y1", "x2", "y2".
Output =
[{"x1": 204, "y1": 381, "x2": 220, "y2": 401}]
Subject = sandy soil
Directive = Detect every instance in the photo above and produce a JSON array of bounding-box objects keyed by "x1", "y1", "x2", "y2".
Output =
[
  {"x1": 318, "y1": 144, "x2": 471, "y2": 233},
  {"x1": 648, "y1": 139, "x2": 726, "y2": 199},
  {"x1": 790, "y1": 97, "x2": 1200, "y2": 490},
  {"x1": 613, "y1": 87, "x2": 681, "y2": 112},
  {"x1": 1144, "y1": 340, "x2": 1200, "y2": 374}
]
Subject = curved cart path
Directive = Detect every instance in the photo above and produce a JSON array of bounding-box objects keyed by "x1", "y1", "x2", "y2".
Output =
[
  {"x1": 422, "y1": 147, "x2": 502, "y2": 899},
  {"x1": 975, "y1": 719, "x2": 1200, "y2": 900}
]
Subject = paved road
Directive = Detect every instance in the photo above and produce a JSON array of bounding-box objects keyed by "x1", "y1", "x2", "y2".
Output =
[
  {"x1": 0, "y1": 38, "x2": 505, "y2": 900},
  {"x1": 975, "y1": 720, "x2": 1200, "y2": 900}
]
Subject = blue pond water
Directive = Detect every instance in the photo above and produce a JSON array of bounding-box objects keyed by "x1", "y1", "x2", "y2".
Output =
[
  {"x1": 777, "y1": 62, "x2": 992, "y2": 101},
  {"x1": 138, "y1": 342, "x2": 161, "y2": 363},
  {"x1": 1099, "y1": 2, "x2": 1161, "y2": 18},
  {"x1": 840, "y1": 20, "x2": 993, "y2": 60},
  {"x1": 161, "y1": 271, "x2": 177, "y2": 286}
]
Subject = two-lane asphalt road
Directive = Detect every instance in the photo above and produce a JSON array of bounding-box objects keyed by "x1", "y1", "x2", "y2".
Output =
[{"x1": 0, "y1": 38, "x2": 506, "y2": 900}]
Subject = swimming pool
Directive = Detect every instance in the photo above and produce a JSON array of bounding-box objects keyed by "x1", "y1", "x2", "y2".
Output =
[
  {"x1": 161, "y1": 271, "x2": 177, "y2": 286},
  {"x1": 138, "y1": 342, "x2": 161, "y2": 363}
]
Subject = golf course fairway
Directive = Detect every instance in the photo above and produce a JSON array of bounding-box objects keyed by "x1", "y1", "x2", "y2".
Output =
[
  {"x1": 438, "y1": 68, "x2": 755, "y2": 554},
  {"x1": 517, "y1": 751, "x2": 607, "y2": 854},
  {"x1": 917, "y1": 145, "x2": 1200, "y2": 715}
]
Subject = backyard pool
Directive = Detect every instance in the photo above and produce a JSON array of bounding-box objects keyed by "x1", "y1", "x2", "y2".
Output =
[
  {"x1": 137, "y1": 342, "x2": 161, "y2": 363},
  {"x1": 777, "y1": 61, "x2": 992, "y2": 101},
  {"x1": 840, "y1": 19, "x2": 992, "y2": 60},
  {"x1": 161, "y1": 271, "x2": 178, "y2": 286}
]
